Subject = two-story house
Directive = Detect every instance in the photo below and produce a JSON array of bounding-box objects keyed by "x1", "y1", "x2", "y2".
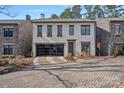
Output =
[
  {"x1": 0, "y1": 15, "x2": 32, "y2": 56},
  {"x1": 32, "y1": 19, "x2": 96, "y2": 57},
  {"x1": 96, "y1": 17, "x2": 124, "y2": 56},
  {"x1": 110, "y1": 19, "x2": 124, "y2": 55},
  {"x1": 2, "y1": 14, "x2": 123, "y2": 57}
]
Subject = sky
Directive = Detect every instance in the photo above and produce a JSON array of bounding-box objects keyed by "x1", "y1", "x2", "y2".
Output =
[{"x1": 0, "y1": 5, "x2": 77, "y2": 19}]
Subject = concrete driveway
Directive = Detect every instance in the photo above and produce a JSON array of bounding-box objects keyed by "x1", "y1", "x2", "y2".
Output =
[
  {"x1": 33, "y1": 57, "x2": 67, "y2": 65},
  {"x1": 0, "y1": 56, "x2": 124, "y2": 88}
]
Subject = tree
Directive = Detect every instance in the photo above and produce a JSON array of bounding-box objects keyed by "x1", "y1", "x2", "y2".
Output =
[
  {"x1": 0, "y1": 5, "x2": 16, "y2": 17},
  {"x1": 104, "y1": 5, "x2": 124, "y2": 18},
  {"x1": 83, "y1": 5, "x2": 105, "y2": 20},
  {"x1": 60, "y1": 5, "x2": 82, "y2": 19},
  {"x1": 71, "y1": 5, "x2": 82, "y2": 18},
  {"x1": 60, "y1": 7, "x2": 72, "y2": 18},
  {"x1": 83, "y1": 5, "x2": 124, "y2": 20},
  {"x1": 50, "y1": 13, "x2": 59, "y2": 19}
]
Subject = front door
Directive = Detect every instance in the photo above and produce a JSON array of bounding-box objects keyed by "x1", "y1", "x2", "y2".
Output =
[{"x1": 68, "y1": 41, "x2": 74, "y2": 56}]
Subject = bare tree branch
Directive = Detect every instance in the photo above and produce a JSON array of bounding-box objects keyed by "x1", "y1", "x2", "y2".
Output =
[{"x1": 0, "y1": 5, "x2": 16, "y2": 18}]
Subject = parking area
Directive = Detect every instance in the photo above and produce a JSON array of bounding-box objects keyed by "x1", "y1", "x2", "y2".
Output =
[
  {"x1": 33, "y1": 57, "x2": 67, "y2": 65},
  {"x1": 0, "y1": 56, "x2": 124, "y2": 88}
]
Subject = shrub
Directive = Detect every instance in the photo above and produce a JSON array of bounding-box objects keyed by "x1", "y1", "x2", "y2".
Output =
[
  {"x1": 0, "y1": 59, "x2": 9, "y2": 66},
  {"x1": 0, "y1": 55, "x2": 15, "y2": 59},
  {"x1": 9, "y1": 55, "x2": 16, "y2": 58},
  {"x1": 0, "y1": 55, "x2": 8, "y2": 59},
  {"x1": 113, "y1": 47, "x2": 119, "y2": 57},
  {"x1": 77, "y1": 52, "x2": 84, "y2": 59},
  {"x1": 77, "y1": 51, "x2": 91, "y2": 59},
  {"x1": 64, "y1": 53, "x2": 74, "y2": 62}
]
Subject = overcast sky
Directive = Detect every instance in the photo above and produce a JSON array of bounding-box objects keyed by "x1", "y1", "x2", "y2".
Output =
[{"x1": 0, "y1": 5, "x2": 79, "y2": 19}]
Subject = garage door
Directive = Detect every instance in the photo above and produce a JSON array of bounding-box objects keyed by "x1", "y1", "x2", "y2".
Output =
[{"x1": 36, "y1": 44, "x2": 64, "y2": 56}]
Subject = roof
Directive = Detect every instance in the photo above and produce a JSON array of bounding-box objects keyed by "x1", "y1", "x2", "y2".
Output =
[
  {"x1": 109, "y1": 18, "x2": 124, "y2": 22},
  {"x1": 0, "y1": 20, "x2": 25, "y2": 24},
  {"x1": 97, "y1": 18, "x2": 124, "y2": 22},
  {"x1": 31, "y1": 18, "x2": 95, "y2": 23}
]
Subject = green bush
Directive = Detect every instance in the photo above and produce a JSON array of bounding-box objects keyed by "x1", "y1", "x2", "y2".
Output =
[
  {"x1": 0, "y1": 55, "x2": 16, "y2": 59},
  {"x1": 9, "y1": 55, "x2": 16, "y2": 58}
]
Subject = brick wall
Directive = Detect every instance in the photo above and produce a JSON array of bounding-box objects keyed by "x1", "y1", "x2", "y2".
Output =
[
  {"x1": 0, "y1": 20, "x2": 32, "y2": 56},
  {"x1": 0, "y1": 24, "x2": 18, "y2": 55}
]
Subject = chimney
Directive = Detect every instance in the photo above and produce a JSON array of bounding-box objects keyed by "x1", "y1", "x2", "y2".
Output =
[
  {"x1": 95, "y1": 11, "x2": 104, "y2": 19},
  {"x1": 26, "y1": 15, "x2": 31, "y2": 20},
  {"x1": 82, "y1": 15, "x2": 87, "y2": 19},
  {"x1": 40, "y1": 13, "x2": 45, "y2": 19}
]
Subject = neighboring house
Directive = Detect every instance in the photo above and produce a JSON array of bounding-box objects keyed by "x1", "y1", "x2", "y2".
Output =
[
  {"x1": 0, "y1": 15, "x2": 32, "y2": 56},
  {"x1": 96, "y1": 17, "x2": 124, "y2": 56},
  {"x1": 110, "y1": 19, "x2": 124, "y2": 55},
  {"x1": 32, "y1": 19, "x2": 96, "y2": 57}
]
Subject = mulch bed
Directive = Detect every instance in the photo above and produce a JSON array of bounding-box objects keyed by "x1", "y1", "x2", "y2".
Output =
[{"x1": 0, "y1": 57, "x2": 33, "y2": 75}]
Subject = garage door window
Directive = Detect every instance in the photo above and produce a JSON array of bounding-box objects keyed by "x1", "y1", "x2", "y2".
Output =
[{"x1": 36, "y1": 44, "x2": 64, "y2": 56}]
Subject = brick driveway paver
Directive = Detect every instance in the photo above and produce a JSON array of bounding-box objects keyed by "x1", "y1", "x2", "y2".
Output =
[{"x1": 0, "y1": 56, "x2": 124, "y2": 88}]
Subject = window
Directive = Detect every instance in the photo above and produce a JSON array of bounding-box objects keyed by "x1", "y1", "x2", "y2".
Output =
[
  {"x1": 4, "y1": 45, "x2": 13, "y2": 55},
  {"x1": 47, "y1": 25, "x2": 52, "y2": 37},
  {"x1": 81, "y1": 42, "x2": 90, "y2": 53},
  {"x1": 37, "y1": 25, "x2": 42, "y2": 37},
  {"x1": 112, "y1": 24, "x2": 121, "y2": 35},
  {"x1": 69, "y1": 25, "x2": 74, "y2": 35},
  {"x1": 57, "y1": 25, "x2": 62, "y2": 37},
  {"x1": 4, "y1": 28, "x2": 14, "y2": 37},
  {"x1": 81, "y1": 25, "x2": 90, "y2": 35}
]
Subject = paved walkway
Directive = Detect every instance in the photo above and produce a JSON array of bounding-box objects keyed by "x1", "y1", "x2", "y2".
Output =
[
  {"x1": 0, "y1": 56, "x2": 124, "y2": 88},
  {"x1": 33, "y1": 56, "x2": 110, "y2": 65},
  {"x1": 33, "y1": 57, "x2": 40, "y2": 65},
  {"x1": 33, "y1": 57, "x2": 67, "y2": 65}
]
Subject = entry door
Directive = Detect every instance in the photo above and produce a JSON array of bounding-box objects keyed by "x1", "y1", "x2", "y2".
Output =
[{"x1": 68, "y1": 42, "x2": 74, "y2": 56}]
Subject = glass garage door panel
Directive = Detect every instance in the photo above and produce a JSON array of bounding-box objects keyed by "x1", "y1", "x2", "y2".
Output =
[{"x1": 36, "y1": 44, "x2": 64, "y2": 56}]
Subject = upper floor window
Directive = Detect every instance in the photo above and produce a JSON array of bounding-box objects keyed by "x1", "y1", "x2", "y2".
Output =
[
  {"x1": 4, "y1": 28, "x2": 14, "y2": 37},
  {"x1": 69, "y1": 25, "x2": 74, "y2": 35},
  {"x1": 37, "y1": 25, "x2": 42, "y2": 37},
  {"x1": 112, "y1": 24, "x2": 121, "y2": 35},
  {"x1": 47, "y1": 25, "x2": 52, "y2": 37},
  {"x1": 4, "y1": 45, "x2": 13, "y2": 55},
  {"x1": 57, "y1": 25, "x2": 62, "y2": 37},
  {"x1": 81, "y1": 25, "x2": 90, "y2": 35}
]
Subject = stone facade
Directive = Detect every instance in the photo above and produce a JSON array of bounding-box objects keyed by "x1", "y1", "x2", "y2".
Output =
[
  {"x1": 96, "y1": 18, "x2": 124, "y2": 56},
  {"x1": 0, "y1": 24, "x2": 18, "y2": 55},
  {"x1": 18, "y1": 20, "x2": 33, "y2": 56},
  {"x1": 110, "y1": 21, "x2": 124, "y2": 53},
  {"x1": 0, "y1": 17, "x2": 32, "y2": 56},
  {"x1": 96, "y1": 18, "x2": 111, "y2": 56}
]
